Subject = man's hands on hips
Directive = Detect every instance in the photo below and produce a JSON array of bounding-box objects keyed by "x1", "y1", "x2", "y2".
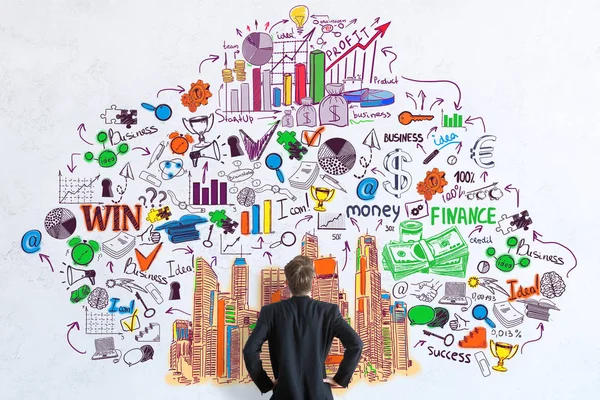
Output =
[{"x1": 323, "y1": 376, "x2": 342, "y2": 388}]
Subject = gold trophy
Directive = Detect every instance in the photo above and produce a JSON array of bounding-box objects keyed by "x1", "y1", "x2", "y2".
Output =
[
  {"x1": 489, "y1": 340, "x2": 518, "y2": 372},
  {"x1": 310, "y1": 186, "x2": 335, "y2": 212}
]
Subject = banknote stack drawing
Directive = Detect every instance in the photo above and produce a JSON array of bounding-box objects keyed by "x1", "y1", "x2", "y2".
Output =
[{"x1": 382, "y1": 221, "x2": 469, "y2": 280}]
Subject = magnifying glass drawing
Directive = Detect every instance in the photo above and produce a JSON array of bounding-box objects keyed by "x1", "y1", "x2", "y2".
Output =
[
  {"x1": 269, "y1": 231, "x2": 297, "y2": 248},
  {"x1": 266, "y1": 153, "x2": 284, "y2": 183},
  {"x1": 472, "y1": 304, "x2": 496, "y2": 328}
]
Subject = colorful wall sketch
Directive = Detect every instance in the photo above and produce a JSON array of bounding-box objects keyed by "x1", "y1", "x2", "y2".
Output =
[{"x1": 21, "y1": 3, "x2": 578, "y2": 392}]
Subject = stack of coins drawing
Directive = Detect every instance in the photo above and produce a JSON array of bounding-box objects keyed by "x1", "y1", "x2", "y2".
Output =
[
  {"x1": 234, "y1": 60, "x2": 246, "y2": 81},
  {"x1": 222, "y1": 68, "x2": 234, "y2": 83}
]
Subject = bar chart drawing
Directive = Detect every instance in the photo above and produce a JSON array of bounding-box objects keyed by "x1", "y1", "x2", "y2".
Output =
[
  {"x1": 442, "y1": 110, "x2": 463, "y2": 128},
  {"x1": 192, "y1": 179, "x2": 229, "y2": 206},
  {"x1": 240, "y1": 200, "x2": 273, "y2": 235}
]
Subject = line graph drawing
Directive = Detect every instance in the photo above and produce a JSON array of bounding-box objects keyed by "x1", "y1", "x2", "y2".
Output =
[
  {"x1": 58, "y1": 171, "x2": 101, "y2": 204},
  {"x1": 269, "y1": 39, "x2": 310, "y2": 85},
  {"x1": 317, "y1": 213, "x2": 346, "y2": 230},
  {"x1": 219, "y1": 235, "x2": 251, "y2": 255}
]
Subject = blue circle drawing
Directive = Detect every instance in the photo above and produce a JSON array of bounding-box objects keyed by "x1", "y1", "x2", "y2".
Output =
[
  {"x1": 357, "y1": 177, "x2": 379, "y2": 200},
  {"x1": 21, "y1": 229, "x2": 42, "y2": 253},
  {"x1": 155, "y1": 104, "x2": 172, "y2": 121}
]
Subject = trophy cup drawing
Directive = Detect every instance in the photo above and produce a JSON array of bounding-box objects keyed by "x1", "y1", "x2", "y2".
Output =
[
  {"x1": 310, "y1": 186, "x2": 335, "y2": 212},
  {"x1": 489, "y1": 340, "x2": 519, "y2": 372}
]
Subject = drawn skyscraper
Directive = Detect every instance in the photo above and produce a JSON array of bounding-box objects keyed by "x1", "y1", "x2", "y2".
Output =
[
  {"x1": 355, "y1": 234, "x2": 383, "y2": 379},
  {"x1": 192, "y1": 256, "x2": 219, "y2": 382},
  {"x1": 391, "y1": 301, "x2": 410, "y2": 371},
  {"x1": 301, "y1": 231, "x2": 319, "y2": 259},
  {"x1": 232, "y1": 258, "x2": 249, "y2": 313},
  {"x1": 261, "y1": 268, "x2": 287, "y2": 307}
]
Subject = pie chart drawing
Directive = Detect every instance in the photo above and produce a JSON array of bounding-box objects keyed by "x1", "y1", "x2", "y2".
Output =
[
  {"x1": 242, "y1": 33, "x2": 274, "y2": 66},
  {"x1": 318, "y1": 138, "x2": 356, "y2": 176},
  {"x1": 44, "y1": 207, "x2": 77, "y2": 239},
  {"x1": 342, "y1": 88, "x2": 395, "y2": 107}
]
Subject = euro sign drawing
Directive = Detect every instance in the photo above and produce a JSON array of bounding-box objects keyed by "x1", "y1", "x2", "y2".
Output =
[
  {"x1": 383, "y1": 148, "x2": 413, "y2": 198},
  {"x1": 470, "y1": 135, "x2": 497, "y2": 169}
]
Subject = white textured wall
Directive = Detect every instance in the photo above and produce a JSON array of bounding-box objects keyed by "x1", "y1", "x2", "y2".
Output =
[{"x1": 1, "y1": 0, "x2": 599, "y2": 399}]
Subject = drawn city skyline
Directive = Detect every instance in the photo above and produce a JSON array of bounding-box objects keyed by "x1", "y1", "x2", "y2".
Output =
[{"x1": 167, "y1": 231, "x2": 413, "y2": 385}]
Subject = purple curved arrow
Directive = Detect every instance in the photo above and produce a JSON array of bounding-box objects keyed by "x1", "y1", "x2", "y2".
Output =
[
  {"x1": 521, "y1": 322, "x2": 544, "y2": 354},
  {"x1": 401, "y1": 76, "x2": 462, "y2": 110},
  {"x1": 66, "y1": 322, "x2": 86, "y2": 354},
  {"x1": 78, "y1": 124, "x2": 92, "y2": 145},
  {"x1": 533, "y1": 230, "x2": 578, "y2": 278},
  {"x1": 156, "y1": 85, "x2": 185, "y2": 98}
]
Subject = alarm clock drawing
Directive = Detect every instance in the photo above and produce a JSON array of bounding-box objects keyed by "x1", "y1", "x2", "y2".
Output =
[{"x1": 68, "y1": 237, "x2": 100, "y2": 266}]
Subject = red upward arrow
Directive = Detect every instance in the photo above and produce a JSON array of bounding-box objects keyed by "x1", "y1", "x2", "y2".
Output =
[{"x1": 326, "y1": 22, "x2": 391, "y2": 72}]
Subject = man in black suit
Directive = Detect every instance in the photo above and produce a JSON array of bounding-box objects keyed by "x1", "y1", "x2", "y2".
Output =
[{"x1": 243, "y1": 255, "x2": 364, "y2": 399}]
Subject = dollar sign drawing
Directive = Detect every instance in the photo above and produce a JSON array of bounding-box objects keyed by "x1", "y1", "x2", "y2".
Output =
[
  {"x1": 303, "y1": 111, "x2": 311, "y2": 125},
  {"x1": 382, "y1": 148, "x2": 413, "y2": 198},
  {"x1": 329, "y1": 105, "x2": 340, "y2": 122}
]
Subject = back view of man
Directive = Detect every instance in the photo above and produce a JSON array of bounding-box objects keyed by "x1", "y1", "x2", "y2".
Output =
[{"x1": 243, "y1": 255, "x2": 364, "y2": 399}]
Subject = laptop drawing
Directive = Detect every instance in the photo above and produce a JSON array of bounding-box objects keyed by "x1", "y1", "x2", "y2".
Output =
[
  {"x1": 439, "y1": 282, "x2": 468, "y2": 305},
  {"x1": 91, "y1": 337, "x2": 118, "y2": 360}
]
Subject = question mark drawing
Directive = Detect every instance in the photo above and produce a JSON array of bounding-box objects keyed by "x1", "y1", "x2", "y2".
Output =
[
  {"x1": 146, "y1": 187, "x2": 158, "y2": 207},
  {"x1": 138, "y1": 196, "x2": 147, "y2": 208},
  {"x1": 157, "y1": 191, "x2": 167, "y2": 207}
]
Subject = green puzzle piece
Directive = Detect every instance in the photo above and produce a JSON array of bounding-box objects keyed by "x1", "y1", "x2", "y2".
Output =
[
  {"x1": 209, "y1": 210, "x2": 228, "y2": 227},
  {"x1": 276, "y1": 131, "x2": 298, "y2": 149}
]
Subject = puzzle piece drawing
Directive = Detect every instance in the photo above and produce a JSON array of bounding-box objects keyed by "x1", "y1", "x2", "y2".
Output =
[
  {"x1": 496, "y1": 214, "x2": 517, "y2": 235},
  {"x1": 276, "y1": 130, "x2": 298, "y2": 146},
  {"x1": 117, "y1": 109, "x2": 138, "y2": 129},
  {"x1": 288, "y1": 141, "x2": 308, "y2": 160},
  {"x1": 510, "y1": 210, "x2": 532, "y2": 231},
  {"x1": 100, "y1": 104, "x2": 123, "y2": 124},
  {"x1": 209, "y1": 209, "x2": 228, "y2": 227},
  {"x1": 221, "y1": 217, "x2": 239, "y2": 234}
]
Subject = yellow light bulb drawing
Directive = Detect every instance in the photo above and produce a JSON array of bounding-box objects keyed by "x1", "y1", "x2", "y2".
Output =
[{"x1": 289, "y1": 5, "x2": 309, "y2": 34}]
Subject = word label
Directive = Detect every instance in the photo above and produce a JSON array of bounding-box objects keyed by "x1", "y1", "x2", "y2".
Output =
[
  {"x1": 454, "y1": 171, "x2": 475, "y2": 183},
  {"x1": 276, "y1": 29, "x2": 295, "y2": 40},
  {"x1": 470, "y1": 236, "x2": 493, "y2": 244},
  {"x1": 167, "y1": 258, "x2": 194, "y2": 278},
  {"x1": 430, "y1": 207, "x2": 496, "y2": 225},
  {"x1": 222, "y1": 42, "x2": 239, "y2": 49},
  {"x1": 383, "y1": 133, "x2": 424, "y2": 143},
  {"x1": 490, "y1": 329, "x2": 522, "y2": 339},
  {"x1": 471, "y1": 293, "x2": 496, "y2": 302},
  {"x1": 427, "y1": 346, "x2": 472, "y2": 363},
  {"x1": 346, "y1": 204, "x2": 402, "y2": 223},
  {"x1": 373, "y1": 76, "x2": 399, "y2": 85},
  {"x1": 324, "y1": 28, "x2": 371, "y2": 61},
  {"x1": 352, "y1": 110, "x2": 392, "y2": 120},
  {"x1": 108, "y1": 298, "x2": 135, "y2": 314},
  {"x1": 516, "y1": 239, "x2": 564, "y2": 265},
  {"x1": 432, "y1": 132, "x2": 459, "y2": 149},
  {"x1": 507, "y1": 274, "x2": 540, "y2": 302},
  {"x1": 109, "y1": 126, "x2": 158, "y2": 146},
  {"x1": 124, "y1": 257, "x2": 168, "y2": 285},
  {"x1": 81, "y1": 204, "x2": 142, "y2": 231},
  {"x1": 214, "y1": 109, "x2": 254, "y2": 124}
]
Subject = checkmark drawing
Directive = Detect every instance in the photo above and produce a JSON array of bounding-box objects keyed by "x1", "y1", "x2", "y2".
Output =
[
  {"x1": 123, "y1": 309, "x2": 139, "y2": 332},
  {"x1": 135, "y1": 242, "x2": 163, "y2": 272},
  {"x1": 303, "y1": 126, "x2": 325, "y2": 147}
]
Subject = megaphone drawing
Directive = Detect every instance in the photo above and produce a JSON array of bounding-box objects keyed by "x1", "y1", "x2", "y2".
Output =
[
  {"x1": 189, "y1": 141, "x2": 221, "y2": 166},
  {"x1": 67, "y1": 264, "x2": 96, "y2": 286}
]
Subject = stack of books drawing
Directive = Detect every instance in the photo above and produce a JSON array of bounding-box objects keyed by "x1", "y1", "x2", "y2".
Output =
[
  {"x1": 155, "y1": 215, "x2": 207, "y2": 243},
  {"x1": 493, "y1": 301, "x2": 524, "y2": 328},
  {"x1": 517, "y1": 298, "x2": 560, "y2": 321}
]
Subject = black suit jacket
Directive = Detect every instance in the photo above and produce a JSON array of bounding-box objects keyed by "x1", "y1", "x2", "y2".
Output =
[{"x1": 243, "y1": 296, "x2": 363, "y2": 400}]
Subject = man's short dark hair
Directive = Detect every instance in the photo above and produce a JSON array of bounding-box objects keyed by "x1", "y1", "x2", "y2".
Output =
[{"x1": 284, "y1": 255, "x2": 314, "y2": 296}]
